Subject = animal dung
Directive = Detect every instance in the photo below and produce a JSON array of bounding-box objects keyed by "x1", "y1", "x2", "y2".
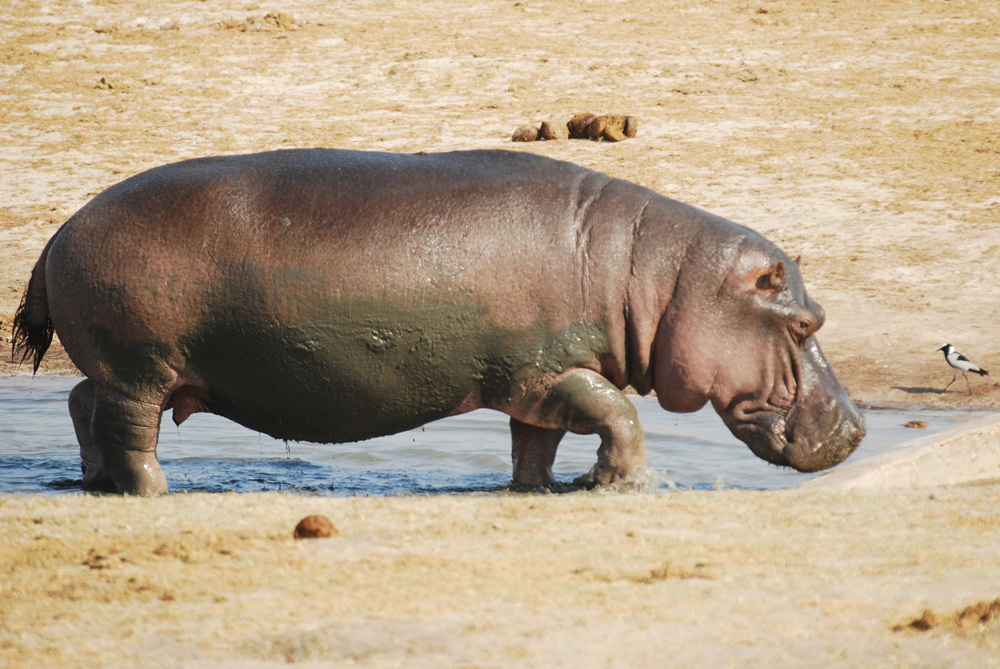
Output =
[
  {"x1": 511, "y1": 126, "x2": 540, "y2": 142},
  {"x1": 565, "y1": 113, "x2": 598, "y2": 139},
  {"x1": 893, "y1": 597, "x2": 1000, "y2": 633},
  {"x1": 537, "y1": 120, "x2": 569, "y2": 141},
  {"x1": 293, "y1": 514, "x2": 338, "y2": 539},
  {"x1": 904, "y1": 420, "x2": 927, "y2": 429},
  {"x1": 511, "y1": 113, "x2": 637, "y2": 142},
  {"x1": 567, "y1": 113, "x2": 638, "y2": 141}
]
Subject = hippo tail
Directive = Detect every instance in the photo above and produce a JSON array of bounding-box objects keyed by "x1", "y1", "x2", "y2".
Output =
[{"x1": 11, "y1": 231, "x2": 59, "y2": 374}]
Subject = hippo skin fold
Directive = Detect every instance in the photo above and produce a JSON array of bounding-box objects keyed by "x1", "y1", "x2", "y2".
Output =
[{"x1": 12, "y1": 149, "x2": 865, "y2": 495}]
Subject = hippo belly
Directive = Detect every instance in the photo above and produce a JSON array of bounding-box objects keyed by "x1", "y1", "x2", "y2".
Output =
[{"x1": 176, "y1": 300, "x2": 492, "y2": 444}]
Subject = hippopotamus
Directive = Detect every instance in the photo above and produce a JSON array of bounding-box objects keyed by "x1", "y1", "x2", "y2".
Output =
[{"x1": 12, "y1": 149, "x2": 865, "y2": 496}]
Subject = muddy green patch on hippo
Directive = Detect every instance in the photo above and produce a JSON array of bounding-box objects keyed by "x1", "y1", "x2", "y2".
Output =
[{"x1": 12, "y1": 148, "x2": 864, "y2": 495}]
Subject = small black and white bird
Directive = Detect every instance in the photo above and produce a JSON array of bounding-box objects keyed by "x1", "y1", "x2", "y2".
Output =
[{"x1": 938, "y1": 343, "x2": 989, "y2": 395}]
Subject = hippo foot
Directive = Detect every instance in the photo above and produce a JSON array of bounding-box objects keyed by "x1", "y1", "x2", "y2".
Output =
[
  {"x1": 507, "y1": 480, "x2": 577, "y2": 494},
  {"x1": 81, "y1": 461, "x2": 118, "y2": 493},
  {"x1": 573, "y1": 464, "x2": 653, "y2": 492},
  {"x1": 82, "y1": 477, "x2": 119, "y2": 494}
]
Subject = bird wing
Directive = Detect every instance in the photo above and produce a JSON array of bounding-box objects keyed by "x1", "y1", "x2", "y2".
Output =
[{"x1": 953, "y1": 354, "x2": 983, "y2": 373}]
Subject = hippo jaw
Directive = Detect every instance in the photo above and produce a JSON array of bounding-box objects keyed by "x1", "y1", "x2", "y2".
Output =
[
  {"x1": 719, "y1": 338, "x2": 866, "y2": 473},
  {"x1": 723, "y1": 397, "x2": 864, "y2": 473}
]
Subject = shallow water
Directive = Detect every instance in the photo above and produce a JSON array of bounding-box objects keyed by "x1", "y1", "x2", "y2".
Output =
[{"x1": 0, "y1": 376, "x2": 982, "y2": 495}]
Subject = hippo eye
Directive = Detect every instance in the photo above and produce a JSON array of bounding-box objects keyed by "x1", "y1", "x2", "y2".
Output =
[{"x1": 791, "y1": 318, "x2": 813, "y2": 344}]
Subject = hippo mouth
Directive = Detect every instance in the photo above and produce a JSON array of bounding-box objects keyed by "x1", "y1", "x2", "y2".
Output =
[
  {"x1": 722, "y1": 399, "x2": 865, "y2": 473},
  {"x1": 721, "y1": 404, "x2": 793, "y2": 468}
]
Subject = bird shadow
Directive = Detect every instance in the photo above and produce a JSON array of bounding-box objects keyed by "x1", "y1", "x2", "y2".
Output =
[{"x1": 891, "y1": 386, "x2": 951, "y2": 395}]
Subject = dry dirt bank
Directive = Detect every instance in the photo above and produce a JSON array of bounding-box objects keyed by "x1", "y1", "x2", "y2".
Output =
[
  {"x1": 1, "y1": 0, "x2": 999, "y2": 406},
  {"x1": 1, "y1": 490, "x2": 999, "y2": 667}
]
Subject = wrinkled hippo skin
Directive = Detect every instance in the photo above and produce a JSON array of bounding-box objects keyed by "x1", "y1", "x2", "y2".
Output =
[{"x1": 13, "y1": 149, "x2": 865, "y2": 495}]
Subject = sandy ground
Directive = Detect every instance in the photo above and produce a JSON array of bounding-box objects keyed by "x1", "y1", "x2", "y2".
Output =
[
  {"x1": 2, "y1": 0, "x2": 1000, "y2": 666},
  {"x1": 1, "y1": 490, "x2": 999, "y2": 668}
]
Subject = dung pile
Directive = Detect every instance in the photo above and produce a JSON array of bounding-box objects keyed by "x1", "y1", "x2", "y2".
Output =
[{"x1": 512, "y1": 113, "x2": 637, "y2": 143}]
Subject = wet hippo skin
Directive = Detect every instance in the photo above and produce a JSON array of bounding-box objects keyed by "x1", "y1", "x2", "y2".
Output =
[{"x1": 13, "y1": 149, "x2": 865, "y2": 495}]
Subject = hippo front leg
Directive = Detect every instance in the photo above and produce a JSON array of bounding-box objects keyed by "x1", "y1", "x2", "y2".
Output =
[
  {"x1": 501, "y1": 369, "x2": 648, "y2": 488},
  {"x1": 76, "y1": 384, "x2": 168, "y2": 496},
  {"x1": 510, "y1": 418, "x2": 565, "y2": 488}
]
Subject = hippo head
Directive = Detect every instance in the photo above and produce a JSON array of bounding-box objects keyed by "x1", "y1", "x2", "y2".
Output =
[{"x1": 642, "y1": 221, "x2": 865, "y2": 473}]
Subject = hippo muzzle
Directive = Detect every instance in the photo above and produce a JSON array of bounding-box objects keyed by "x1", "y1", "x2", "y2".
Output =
[{"x1": 722, "y1": 338, "x2": 865, "y2": 473}]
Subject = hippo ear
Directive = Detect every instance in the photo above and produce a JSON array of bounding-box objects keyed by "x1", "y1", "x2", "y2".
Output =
[{"x1": 755, "y1": 260, "x2": 786, "y2": 292}]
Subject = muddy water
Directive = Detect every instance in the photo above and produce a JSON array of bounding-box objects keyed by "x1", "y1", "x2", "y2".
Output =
[{"x1": 0, "y1": 376, "x2": 980, "y2": 495}]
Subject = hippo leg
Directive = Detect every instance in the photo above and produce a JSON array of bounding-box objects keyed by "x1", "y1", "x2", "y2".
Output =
[
  {"x1": 69, "y1": 379, "x2": 115, "y2": 492},
  {"x1": 503, "y1": 369, "x2": 647, "y2": 487},
  {"x1": 87, "y1": 386, "x2": 167, "y2": 496},
  {"x1": 510, "y1": 418, "x2": 565, "y2": 488}
]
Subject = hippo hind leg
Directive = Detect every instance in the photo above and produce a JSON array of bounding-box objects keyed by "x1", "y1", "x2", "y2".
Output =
[
  {"x1": 69, "y1": 379, "x2": 167, "y2": 496},
  {"x1": 69, "y1": 380, "x2": 113, "y2": 492}
]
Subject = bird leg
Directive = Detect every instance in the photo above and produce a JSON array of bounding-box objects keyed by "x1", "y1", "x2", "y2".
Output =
[{"x1": 944, "y1": 372, "x2": 957, "y2": 392}]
